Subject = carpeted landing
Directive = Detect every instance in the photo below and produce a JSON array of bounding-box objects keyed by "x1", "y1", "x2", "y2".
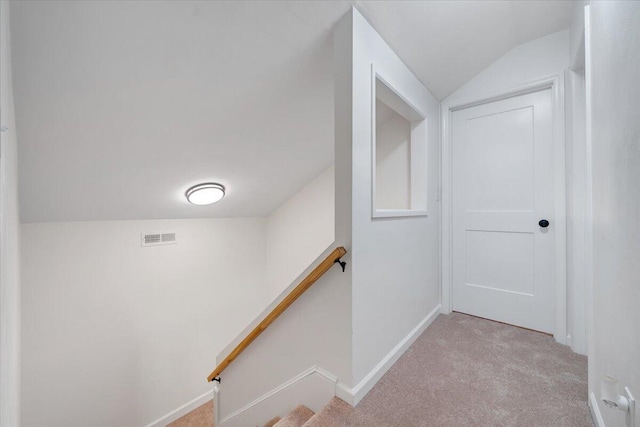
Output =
[{"x1": 170, "y1": 312, "x2": 591, "y2": 426}]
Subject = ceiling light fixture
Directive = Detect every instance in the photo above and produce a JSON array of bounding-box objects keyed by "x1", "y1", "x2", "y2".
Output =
[{"x1": 185, "y1": 183, "x2": 225, "y2": 205}]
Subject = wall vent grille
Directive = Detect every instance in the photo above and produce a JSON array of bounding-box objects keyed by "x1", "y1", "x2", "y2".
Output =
[
  {"x1": 141, "y1": 232, "x2": 177, "y2": 247},
  {"x1": 161, "y1": 233, "x2": 176, "y2": 243}
]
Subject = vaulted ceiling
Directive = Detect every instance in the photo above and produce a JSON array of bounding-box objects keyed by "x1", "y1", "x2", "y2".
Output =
[{"x1": 10, "y1": 1, "x2": 575, "y2": 222}]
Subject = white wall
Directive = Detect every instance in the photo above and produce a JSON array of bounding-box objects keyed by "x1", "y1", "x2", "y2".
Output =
[
  {"x1": 266, "y1": 166, "x2": 334, "y2": 298},
  {"x1": 375, "y1": 111, "x2": 411, "y2": 210},
  {"x1": 343, "y1": 9, "x2": 441, "y2": 387},
  {"x1": 588, "y1": 2, "x2": 640, "y2": 426},
  {"x1": 21, "y1": 218, "x2": 271, "y2": 427},
  {"x1": 567, "y1": 2, "x2": 588, "y2": 356},
  {"x1": 447, "y1": 30, "x2": 570, "y2": 102},
  {"x1": 569, "y1": 1, "x2": 588, "y2": 70},
  {"x1": 0, "y1": 2, "x2": 21, "y2": 426},
  {"x1": 566, "y1": 66, "x2": 588, "y2": 355}
]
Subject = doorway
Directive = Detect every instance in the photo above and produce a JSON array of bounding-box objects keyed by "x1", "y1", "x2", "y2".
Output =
[{"x1": 441, "y1": 76, "x2": 567, "y2": 341}]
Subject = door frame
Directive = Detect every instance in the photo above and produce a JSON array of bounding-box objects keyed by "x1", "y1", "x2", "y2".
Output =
[{"x1": 440, "y1": 73, "x2": 567, "y2": 345}]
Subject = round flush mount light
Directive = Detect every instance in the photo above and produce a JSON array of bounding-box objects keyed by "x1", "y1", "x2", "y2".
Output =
[{"x1": 185, "y1": 183, "x2": 225, "y2": 205}]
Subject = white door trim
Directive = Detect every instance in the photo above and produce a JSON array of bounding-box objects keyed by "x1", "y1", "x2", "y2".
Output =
[{"x1": 440, "y1": 73, "x2": 567, "y2": 344}]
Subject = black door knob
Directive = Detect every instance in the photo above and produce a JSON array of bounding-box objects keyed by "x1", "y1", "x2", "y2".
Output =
[{"x1": 539, "y1": 219, "x2": 550, "y2": 228}]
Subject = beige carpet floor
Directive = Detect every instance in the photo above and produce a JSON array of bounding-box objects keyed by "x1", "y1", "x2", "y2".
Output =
[
  {"x1": 168, "y1": 401, "x2": 213, "y2": 427},
  {"x1": 170, "y1": 312, "x2": 591, "y2": 426}
]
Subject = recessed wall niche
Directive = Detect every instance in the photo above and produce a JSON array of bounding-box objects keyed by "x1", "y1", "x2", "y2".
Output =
[{"x1": 372, "y1": 69, "x2": 428, "y2": 218}]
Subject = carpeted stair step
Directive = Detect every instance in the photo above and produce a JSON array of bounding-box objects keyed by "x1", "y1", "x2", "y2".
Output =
[
  {"x1": 273, "y1": 405, "x2": 314, "y2": 427},
  {"x1": 263, "y1": 416, "x2": 281, "y2": 427},
  {"x1": 302, "y1": 397, "x2": 352, "y2": 427}
]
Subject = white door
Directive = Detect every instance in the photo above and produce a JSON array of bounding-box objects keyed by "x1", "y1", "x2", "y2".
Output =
[{"x1": 452, "y1": 89, "x2": 555, "y2": 333}]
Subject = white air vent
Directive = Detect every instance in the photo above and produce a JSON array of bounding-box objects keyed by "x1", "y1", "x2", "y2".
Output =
[
  {"x1": 141, "y1": 232, "x2": 177, "y2": 247},
  {"x1": 161, "y1": 233, "x2": 176, "y2": 243}
]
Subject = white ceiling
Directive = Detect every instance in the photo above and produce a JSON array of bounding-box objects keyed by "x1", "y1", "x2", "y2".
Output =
[{"x1": 10, "y1": 1, "x2": 575, "y2": 222}]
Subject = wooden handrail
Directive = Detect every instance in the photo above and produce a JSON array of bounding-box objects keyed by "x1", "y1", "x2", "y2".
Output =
[{"x1": 207, "y1": 246, "x2": 347, "y2": 382}]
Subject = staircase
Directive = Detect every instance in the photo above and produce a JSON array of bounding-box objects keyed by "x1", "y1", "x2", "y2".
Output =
[
  {"x1": 207, "y1": 247, "x2": 349, "y2": 427},
  {"x1": 261, "y1": 397, "x2": 351, "y2": 427}
]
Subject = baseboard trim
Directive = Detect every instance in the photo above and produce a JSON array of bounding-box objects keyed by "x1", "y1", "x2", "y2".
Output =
[
  {"x1": 337, "y1": 304, "x2": 442, "y2": 406},
  {"x1": 220, "y1": 365, "x2": 337, "y2": 425},
  {"x1": 143, "y1": 389, "x2": 213, "y2": 427},
  {"x1": 589, "y1": 392, "x2": 605, "y2": 427},
  {"x1": 335, "y1": 381, "x2": 355, "y2": 406}
]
